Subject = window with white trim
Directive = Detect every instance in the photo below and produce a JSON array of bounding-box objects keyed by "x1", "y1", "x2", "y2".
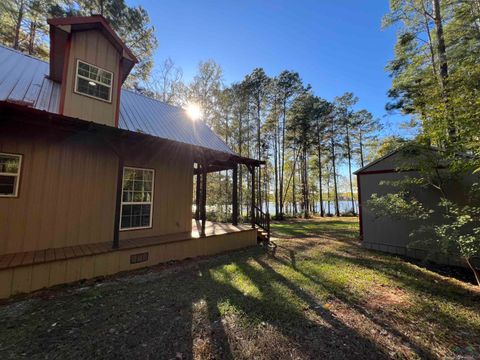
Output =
[
  {"x1": 75, "y1": 60, "x2": 113, "y2": 102},
  {"x1": 120, "y1": 167, "x2": 154, "y2": 230},
  {"x1": 0, "y1": 153, "x2": 22, "y2": 197}
]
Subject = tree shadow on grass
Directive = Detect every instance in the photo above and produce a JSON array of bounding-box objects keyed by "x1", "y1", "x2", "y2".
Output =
[
  {"x1": 0, "y1": 246, "x2": 384, "y2": 360},
  {"x1": 325, "y1": 250, "x2": 480, "y2": 308},
  {"x1": 272, "y1": 243, "x2": 480, "y2": 357},
  {"x1": 6, "y1": 240, "x2": 474, "y2": 359},
  {"x1": 236, "y1": 259, "x2": 390, "y2": 359},
  {"x1": 320, "y1": 251, "x2": 480, "y2": 334}
]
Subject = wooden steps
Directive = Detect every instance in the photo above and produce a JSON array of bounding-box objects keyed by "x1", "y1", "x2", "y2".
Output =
[{"x1": 257, "y1": 229, "x2": 269, "y2": 243}]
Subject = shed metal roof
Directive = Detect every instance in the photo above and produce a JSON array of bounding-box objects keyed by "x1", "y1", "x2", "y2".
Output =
[{"x1": 0, "y1": 44, "x2": 234, "y2": 155}]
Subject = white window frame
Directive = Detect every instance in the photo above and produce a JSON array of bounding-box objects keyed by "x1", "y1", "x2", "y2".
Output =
[
  {"x1": 74, "y1": 59, "x2": 113, "y2": 103},
  {"x1": 119, "y1": 166, "x2": 155, "y2": 231},
  {"x1": 0, "y1": 152, "x2": 22, "y2": 198}
]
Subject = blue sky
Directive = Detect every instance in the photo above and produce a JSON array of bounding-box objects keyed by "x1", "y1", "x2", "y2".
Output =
[{"x1": 131, "y1": 0, "x2": 413, "y2": 138}]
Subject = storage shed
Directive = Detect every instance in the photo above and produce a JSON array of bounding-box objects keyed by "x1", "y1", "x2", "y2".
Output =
[{"x1": 355, "y1": 147, "x2": 477, "y2": 267}]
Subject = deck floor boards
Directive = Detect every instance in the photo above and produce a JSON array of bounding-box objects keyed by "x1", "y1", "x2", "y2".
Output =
[{"x1": 0, "y1": 220, "x2": 255, "y2": 270}]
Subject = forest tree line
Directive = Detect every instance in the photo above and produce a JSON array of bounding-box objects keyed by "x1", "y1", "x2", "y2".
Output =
[{"x1": 143, "y1": 63, "x2": 380, "y2": 220}]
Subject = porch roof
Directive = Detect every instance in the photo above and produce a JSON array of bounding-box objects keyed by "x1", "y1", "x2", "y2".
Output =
[{"x1": 0, "y1": 100, "x2": 264, "y2": 170}]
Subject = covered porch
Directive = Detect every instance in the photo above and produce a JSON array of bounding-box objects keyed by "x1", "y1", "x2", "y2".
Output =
[{"x1": 192, "y1": 149, "x2": 270, "y2": 242}]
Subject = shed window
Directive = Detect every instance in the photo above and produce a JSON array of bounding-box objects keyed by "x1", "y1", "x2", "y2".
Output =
[
  {"x1": 0, "y1": 153, "x2": 22, "y2": 197},
  {"x1": 75, "y1": 60, "x2": 113, "y2": 102},
  {"x1": 120, "y1": 167, "x2": 154, "y2": 230}
]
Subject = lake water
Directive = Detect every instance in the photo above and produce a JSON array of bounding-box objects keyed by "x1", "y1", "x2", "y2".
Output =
[
  {"x1": 265, "y1": 200, "x2": 358, "y2": 216},
  {"x1": 194, "y1": 200, "x2": 358, "y2": 217}
]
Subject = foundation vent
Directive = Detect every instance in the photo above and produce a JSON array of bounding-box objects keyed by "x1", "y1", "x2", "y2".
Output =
[{"x1": 130, "y1": 252, "x2": 149, "y2": 264}]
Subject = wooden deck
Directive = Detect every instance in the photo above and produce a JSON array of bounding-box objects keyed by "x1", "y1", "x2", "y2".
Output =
[
  {"x1": 0, "y1": 220, "x2": 253, "y2": 271},
  {"x1": 0, "y1": 220, "x2": 258, "y2": 298}
]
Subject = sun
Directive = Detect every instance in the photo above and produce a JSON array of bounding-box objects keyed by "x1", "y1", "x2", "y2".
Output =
[{"x1": 185, "y1": 102, "x2": 202, "y2": 121}]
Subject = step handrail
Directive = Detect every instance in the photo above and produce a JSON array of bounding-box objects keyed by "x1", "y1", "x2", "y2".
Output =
[{"x1": 253, "y1": 205, "x2": 270, "y2": 241}]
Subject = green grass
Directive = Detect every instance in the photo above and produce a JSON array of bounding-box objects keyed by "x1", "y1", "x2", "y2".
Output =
[{"x1": 0, "y1": 217, "x2": 479, "y2": 359}]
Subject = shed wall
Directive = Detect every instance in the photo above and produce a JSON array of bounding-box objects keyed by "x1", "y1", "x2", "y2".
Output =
[{"x1": 359, "y1": 170, "x2": 473, "y2": 266}]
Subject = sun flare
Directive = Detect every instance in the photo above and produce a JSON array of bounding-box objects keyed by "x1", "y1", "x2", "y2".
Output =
[{"x1": 185, "y1": 102, "x2": 202, "y2": 121}]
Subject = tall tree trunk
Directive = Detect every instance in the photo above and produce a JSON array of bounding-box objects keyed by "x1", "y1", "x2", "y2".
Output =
[
  {"x1": 327, "y1": 172, "x2": 331, "y2": 215},
  {"x1": 99, "y1": 0, "x2": 105, "y2": 16},
  {"x1": 238, "y1": 114, "x2": 243, "y2": 217},
  {"x1": 332, "y1": 156, "x2": 340, "y2": 217},
  {"x1": 239, "y1": 166, "x2": 243, "y2": 217},
  {"x1": 292, "y1": 167, "x2": 297, "y2": 215},
  {"x1": 303, "y1": 147, "x2": 309, "y2": 218},
  {"x1": 331, "y1": 118, "x2": 340, "y2": 217},
  {"x1": 246, "y1": 113, "x2": 251, "y2": 218},
  {"x1": 13, "y1": 0, "x2": 26, "y2": 50},
  {"x1": 274, "y1": 124, "x2": 279, "y2": 218},
  {"x1": 317, "y1": 119, "x2": 325, "y2": 216},
  {"x1": 292, "y1": 132, "x2": 298, "y2": 216},
  {"x1": 359, "y1": 132, "x2": 364, "y2": 168},
  {"x1": 432, "y1": 0, "x2": 455, "y2": 139},
  {"x1": 279, "y1": 99, "x2": 287, "y2": 219},
  {"x1": 346, "y1": 123, "x2": 355, "y2": 214},
  {"x1": 28, "y1": 21, "x2": 36, "y2": 55},
  {"x1": 257, "y1": 99, "x2": 262, "y2": 212},
  {"x1": 317, "y1": 146, "x2": 324, "y2": 217},
  {"x1": 421, "y1": 1, "x2": 439, "y2": 79},
  {"x1": 300, "y1": 153, "x2": 305, "y2": 214},
  {"x1": 264, "y1": 165, "x2": 269, "y2": 215},
  {"x1": 225, "y1": 116, "x2": 230, "y2": 217}
]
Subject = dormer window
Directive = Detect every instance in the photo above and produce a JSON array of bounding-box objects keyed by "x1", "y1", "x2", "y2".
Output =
[{"x1": 75, "y1": 60, "x2": 113, "y2": 102}]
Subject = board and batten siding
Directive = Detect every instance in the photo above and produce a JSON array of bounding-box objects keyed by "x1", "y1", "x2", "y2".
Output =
[
  {"x1": 62, "y1": 29, "x2": 121, "y2": 126},
  {"x1": 0, "y1": 123, "x2": 194, "y2": 256},
  {"x1": 358, "y1": 151, "x2": 475, "y2": 267},
  {"x1": 119, "y1": 143, "x2": 194, "y2": 241}
]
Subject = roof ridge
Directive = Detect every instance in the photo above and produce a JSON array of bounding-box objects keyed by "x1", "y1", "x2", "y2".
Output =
[
  {"x1": 0, "y1": 43, "x2": 49, "y2": 65},
  {"x1": 121, "y1": 88, "x2": 186, "y2": 112}
]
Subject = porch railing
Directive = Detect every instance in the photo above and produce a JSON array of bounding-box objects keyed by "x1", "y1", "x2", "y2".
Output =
[{"x1": 253, "y1": 205, "x2": 270, "y2": 241}]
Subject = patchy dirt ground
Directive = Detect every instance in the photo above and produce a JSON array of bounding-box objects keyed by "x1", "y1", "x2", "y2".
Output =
[{"x1": 0, "y1": 217, "x2": 479, "y2": 360}]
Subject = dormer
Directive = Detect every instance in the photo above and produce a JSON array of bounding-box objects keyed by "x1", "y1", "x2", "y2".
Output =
[{"x1": 47, "y1": 16, "x2": 137, "y2": 127}]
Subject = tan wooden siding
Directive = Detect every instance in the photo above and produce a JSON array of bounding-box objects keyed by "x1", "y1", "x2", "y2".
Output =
[
  {"x1": 0, "y1": 125, "x2": 194, "y2": 256},
  {"x1": 0, "y1": 129, "x2": 118, "y2": 255},
  {"x1": 120, "y1": 143, "x2": 194, "y2": 240},
  {"x1": 63, "y1": 30, "x2": 120, "y2": 126}
]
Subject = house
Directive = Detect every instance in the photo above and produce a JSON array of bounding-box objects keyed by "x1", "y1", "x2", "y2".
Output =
[
  {"x1": 0, "y1": 16, "x2": 267, "y2": 299},
  {"x1": 355, "y1": 146, "x2": 477, "y2": 267}
]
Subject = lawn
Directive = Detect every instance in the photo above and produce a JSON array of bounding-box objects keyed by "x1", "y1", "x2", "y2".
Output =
[{"x1": 1, "y1": 218, "x2": 479, "y2": 359}]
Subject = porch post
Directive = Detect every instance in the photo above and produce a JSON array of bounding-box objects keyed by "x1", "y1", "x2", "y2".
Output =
[
  {"x1": 232, "y1": 164, "x2": 238, "y2": 226},
  {"x1": 201, "y1": 162, "x2": 207, "y2": 237},
  {"x1": 195, "y1": 168, "x2": 201, "y2": 221},
  {"x1": 113, "y1": 157, "x2": 124, "y2": 249},
  {"x1": 250, "y1": 165, "x2": 255, "y2": 229}
]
